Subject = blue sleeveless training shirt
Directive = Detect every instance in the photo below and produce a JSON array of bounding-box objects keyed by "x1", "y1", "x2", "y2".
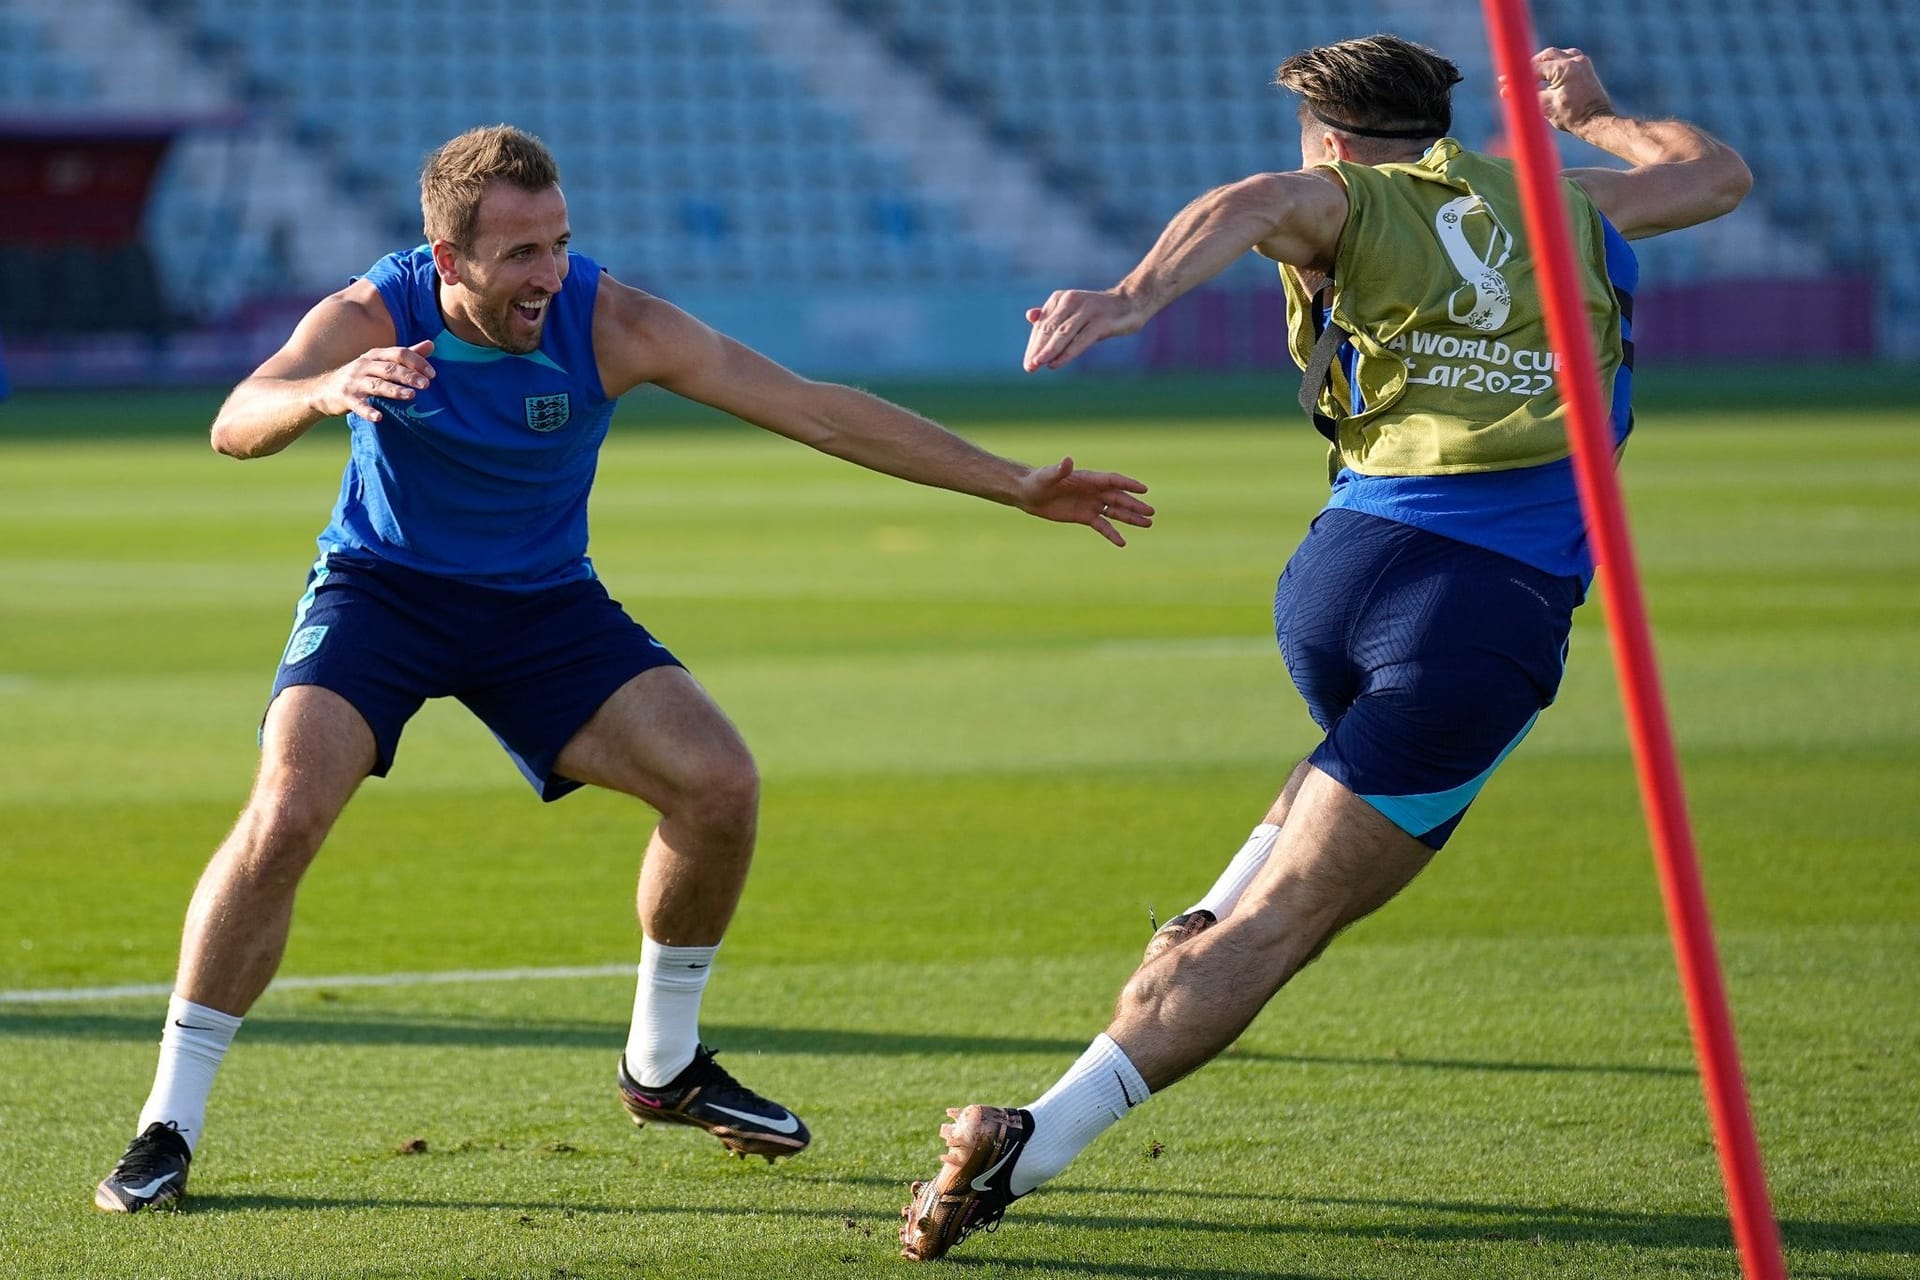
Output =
[{"x1": 315, "y1": 247, "x2": 617, "y2": 589}]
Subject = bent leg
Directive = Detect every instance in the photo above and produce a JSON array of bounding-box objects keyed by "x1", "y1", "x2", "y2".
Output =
[
  {"x1": 903, "y1": 766, "x2": 1433, "y2": 1251},
  {"x1": 1110, "y1": 765, "x2": 1432, "y2": 1090},
  {"x1": 177, "y1": 684, "x2": 375, "y2": 1014},
  {"x1": 906, "y1": 517, "x2": 1578, "y2": 1245},
  {"x1": 553, "y1": 665, "x2": 760, "y2": 946},
  {"x1": 1175, "y1": 759, "x2": 1315, "y2": 923},
  {"x1": 1260, "y1": 757, "x2": 1315, "y2": 828},
  {"x1": 107, "y1": 684, "x2": 373, "y2": 1182},
  {"x1": 555, "y1": 666, "x2": 782, "y2": 1107}
]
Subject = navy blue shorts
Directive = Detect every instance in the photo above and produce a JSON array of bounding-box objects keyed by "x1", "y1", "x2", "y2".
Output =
[
  {"x1": 269, "y1": 552, "x2": 684, "y2": 800},
  {"x1": 1272, "y1": 509, "x2": 1582, "y2": 849}
]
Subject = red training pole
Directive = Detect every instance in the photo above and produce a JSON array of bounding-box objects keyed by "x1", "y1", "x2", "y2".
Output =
[{"x1": 1477, "y1": 4, "x2": 1788, "y2": 1277}]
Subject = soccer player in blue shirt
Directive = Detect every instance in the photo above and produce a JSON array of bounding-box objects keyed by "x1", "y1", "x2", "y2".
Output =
[{"x1": 94, "y1": 124, "x2": 1154, "y2": 1213}]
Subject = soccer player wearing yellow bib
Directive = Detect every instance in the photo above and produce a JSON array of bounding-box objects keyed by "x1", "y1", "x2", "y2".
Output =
[{"x1": 902, "y1": 37, "x2": 1750, "y2": 1260}]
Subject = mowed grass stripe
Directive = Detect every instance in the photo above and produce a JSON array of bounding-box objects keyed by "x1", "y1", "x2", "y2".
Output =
[
  {"x1": 1, "y1": 410, "x2": 1915, "y2": 1277},
  {"x1": 4, "y1": 941, "x2": 1914, "y2": 1278},
  {"x1": 6, "y1": 746, "x2": 1914, "y2": 992}
]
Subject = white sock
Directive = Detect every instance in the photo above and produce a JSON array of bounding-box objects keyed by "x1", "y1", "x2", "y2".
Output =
[
  {"x1": 1010, "y1": 1034, "x2": 1150, "y2": 1195},
  {"x1": 1188, "y1": 823, "x2": 1281, "y2": 918},
  {"x1": 136, "y1": 995, "x2": 242, "y2": 1154},
  {"x1": 625, "y1": 937, "x2": 718, "y2": 1087}
]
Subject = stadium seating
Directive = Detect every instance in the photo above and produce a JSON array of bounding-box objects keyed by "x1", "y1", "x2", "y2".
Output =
[
  {"x1": 836, "y1": 0, "x2": 1396, "y2": 284},
  {"x1": 0, "y1": 10, "x2": 97, "y2": 104},
  {"x1": 1529, "y1": 0, "x2": 1920, "y2": 353},
  {"x1": 151, "y1": 0, "x2": 1018, "y2": 290},
  {"x1": 3, "y1": 0, "x2": 1917, "y2": 354}
]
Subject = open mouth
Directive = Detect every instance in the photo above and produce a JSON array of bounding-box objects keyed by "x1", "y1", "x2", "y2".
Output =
[{"x1": 513, "y1": 297, "x2": 550, "y2": 324}]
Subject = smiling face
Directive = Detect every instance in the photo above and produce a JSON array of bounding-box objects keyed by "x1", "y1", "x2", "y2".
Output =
[{"x1": 431, "y1": 180, "x2": 572, "y2": 354}]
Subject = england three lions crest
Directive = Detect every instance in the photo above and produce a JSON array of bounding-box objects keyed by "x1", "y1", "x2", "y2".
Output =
[
  {"x1": 283, "y1": 624, "x2": 328, "y2": 665},
  {"x1": 524, "y1": 393, "x2": 572, "y2": 433}
]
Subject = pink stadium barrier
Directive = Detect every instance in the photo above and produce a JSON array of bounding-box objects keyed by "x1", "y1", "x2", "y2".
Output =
[{"x1": 1119, "y1": 273, "x2": 1873, "y2": 372}]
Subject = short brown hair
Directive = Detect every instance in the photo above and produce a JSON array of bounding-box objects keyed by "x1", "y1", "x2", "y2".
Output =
[
  {"x1": 420, "y1": 125, "x2": 561, "y2": 249},
  {"x1": 1275, "y1": 35, "x2": 1462, "y2": 149}
]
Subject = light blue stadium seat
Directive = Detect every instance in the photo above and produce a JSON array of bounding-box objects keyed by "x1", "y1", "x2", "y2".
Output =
[
  {"x1": 144, "y1": 0, "x2": 1014, "y2": 292},
  {"x1": 12, "y1": 0, "x2": 1917, "y2": 351}
]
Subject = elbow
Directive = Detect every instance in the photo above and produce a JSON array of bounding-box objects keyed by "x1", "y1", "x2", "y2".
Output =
[
  {"x1": 1718, "y1": 154, "x2": 1755, "y2": 216},
  {"x1": 1702, "y1": 148, "x2": 1754, "y2": 221},
  {"x1": 784, "y1": 379, "x2": 849, "y2": 450},
  {"x1": 209, "y1": 421, "x2": 248, "y2": 459},
  {"x1": 210, "y1": 418, "x2": 269, "y2": 459}
]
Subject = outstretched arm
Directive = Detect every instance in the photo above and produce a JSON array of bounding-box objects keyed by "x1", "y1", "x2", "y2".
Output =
[
  {"x1": 594, "y1": 280, "x2": 1153, "y2": 545},
  {"x1": 1023, "y1": 171, "x2": 1349, "y2": 372},
  {"x1": 210, "y1": 280, "x2": 434, "y2": 458},
  {"x1": 1524, "y1": 47, "x2": 1752, "y2": 238}
]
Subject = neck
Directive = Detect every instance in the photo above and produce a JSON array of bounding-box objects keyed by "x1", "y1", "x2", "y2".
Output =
[{"x1": 434, "y1": 276, "x2": 495, "y2": 349}]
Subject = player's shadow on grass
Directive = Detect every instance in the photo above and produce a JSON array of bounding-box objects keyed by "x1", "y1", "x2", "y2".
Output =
[
  {"x1": 1008, "y1": 1192, "x2": 1920, "y2": 1260},
  {"x1": 185, "y1": 1195, "x2": 849, "y2": 1219},
  {"x1": 1297, "y1": 1194, "x2": 1920, "y2": 1259},
  {"x1": 183, "y1": 1187, "x2": 1919, "y2": 1277},
  {"x1": 0, "y1": 1009, "x2": 1692, "y2": 1077},
  {"x1": 797, "y1": 1175, "x2": 1920, "y2": 1263},
  {"x1": 940, "y1": 1261, "x2": 1318, "y2": 1280},
  {"x1": 0, "y1": 1009, "x2": 1085, "y2": 1057}
]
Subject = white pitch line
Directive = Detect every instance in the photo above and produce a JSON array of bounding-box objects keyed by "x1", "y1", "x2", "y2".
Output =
[{"x1": 0, "y1": 963, "x2": 633, "y2": 1005}]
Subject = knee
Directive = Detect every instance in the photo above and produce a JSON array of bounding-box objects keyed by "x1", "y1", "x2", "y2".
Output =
[
  {"x1": 678, "y1": 747, "x2": 759, "y2": 833},
  {"x1": 1120, "y1": 910, "x2": 1308, "y2": 1012},
  {"x1": 230, "y1": 788, "x2": 335, "y2": 875},
  {"x1": 1118, "y1": 959, "x2": 1175, "y2": 1016}
]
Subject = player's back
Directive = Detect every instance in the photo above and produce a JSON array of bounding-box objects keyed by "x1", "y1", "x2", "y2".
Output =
[{"x1": 1281, "y1": 141, "x2": 1639, "y2": 580}]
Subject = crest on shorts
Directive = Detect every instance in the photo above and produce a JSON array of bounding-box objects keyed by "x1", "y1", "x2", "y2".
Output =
[
  {"x1": 284, "y1": 624, "x2": 329, "y2": 665},
  {"x1": 524, "y1": 393, "x2": 572, "y2": 433}
]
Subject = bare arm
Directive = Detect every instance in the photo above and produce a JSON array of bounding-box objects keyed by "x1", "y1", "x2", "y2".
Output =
[
  {"x1": 1023, "y1": 171, "x2": 1348, "y2": 371},
  {"x1": 209, "y1": 280, "x2": 434, "y2": 458},
  {"x1": 593, "y1": 280, "x2": 1153, "y2": 544},
  {"x1": 1529, "y1": 47, "x2": 1752, "y2": 239}
]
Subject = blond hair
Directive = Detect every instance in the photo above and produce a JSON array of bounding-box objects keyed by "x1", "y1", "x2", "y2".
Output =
[{"x1": 420, "y1": 125, "x2": 560, "y2": 248}]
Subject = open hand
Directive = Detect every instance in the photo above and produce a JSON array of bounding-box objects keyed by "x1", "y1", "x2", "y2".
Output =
[
  {"x1": 1015, "y1": 456, "x2": 1154, "y2": 546},
  {"x1": 315, "y1": 339, "x2": 436, "y2": 422}
]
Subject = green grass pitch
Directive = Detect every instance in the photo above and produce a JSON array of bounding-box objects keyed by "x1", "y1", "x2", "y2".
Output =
[{"x1": 1, "y1": 387, "x2": 1916, "y2": 1278}]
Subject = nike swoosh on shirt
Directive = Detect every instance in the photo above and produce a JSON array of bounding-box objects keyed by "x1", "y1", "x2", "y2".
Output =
[
  {"x1": 401, "y1": 406, "x2": 446, "y2": 419},
  {"x1": 123, "y1": 1171, "x2": 179, "y2": 1198},
  {"x1": 707, "y1": 1103, "x2": 801, "y2": 1134},
  {"x1": 970, "y1": 1146, "x2": 1020, "y2": 1192}
]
